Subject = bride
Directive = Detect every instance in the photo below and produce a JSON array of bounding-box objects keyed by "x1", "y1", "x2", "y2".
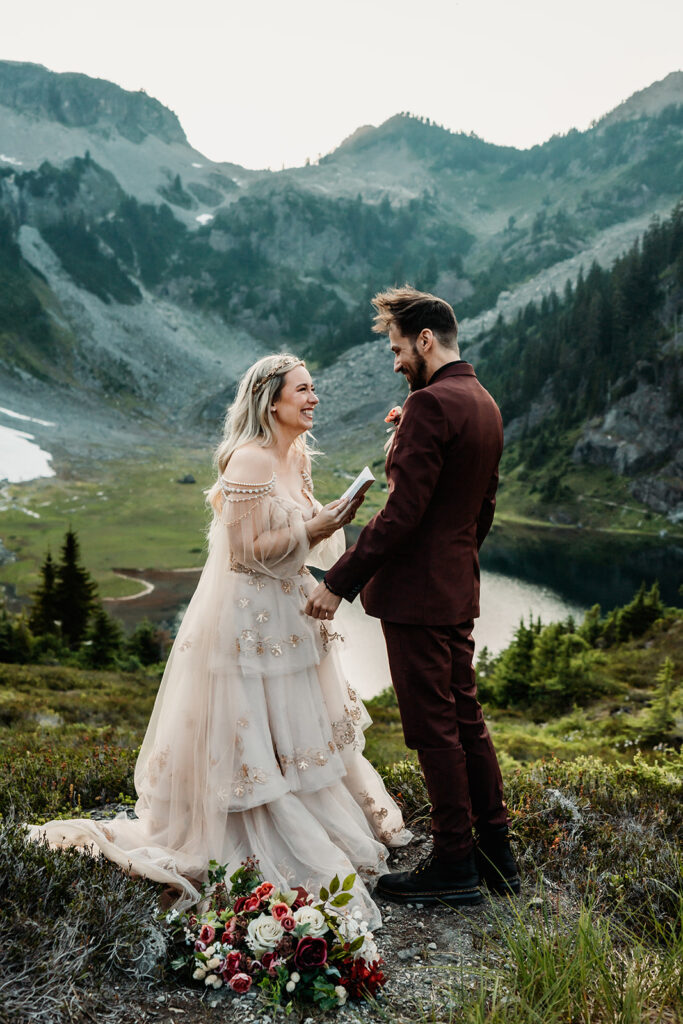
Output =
[{"x1": 29, "y1": 354, "x2": 410, "y2": 928}]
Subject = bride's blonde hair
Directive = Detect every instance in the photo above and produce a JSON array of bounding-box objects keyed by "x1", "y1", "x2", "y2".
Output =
[{"x1": 206, "y1": 353, "x2": 315, "y2": 514}]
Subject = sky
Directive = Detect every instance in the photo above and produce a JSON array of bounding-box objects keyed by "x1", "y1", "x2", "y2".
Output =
[{"x1": 2, "y1": 0, "x2": 682, "y2": 170}]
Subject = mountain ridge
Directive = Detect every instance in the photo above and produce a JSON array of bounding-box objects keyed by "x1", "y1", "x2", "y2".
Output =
[
  {"x1": 0, "y1": 61, "x2": 681, "y2": 523},
  {"x1": 0, "y1": 60, "x2": 187, "y2": 146}
]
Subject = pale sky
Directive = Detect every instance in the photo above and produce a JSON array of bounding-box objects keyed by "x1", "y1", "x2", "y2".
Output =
[{"x1": 2, "y1": 0, "x2": 682, "y2": 169}]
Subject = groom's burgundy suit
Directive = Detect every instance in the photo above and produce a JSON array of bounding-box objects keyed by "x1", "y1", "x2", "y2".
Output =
[{"x1": 324, "y1": 361, "x2": 509, "y2": 858}]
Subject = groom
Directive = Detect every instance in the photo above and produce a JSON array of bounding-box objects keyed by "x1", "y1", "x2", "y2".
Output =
[{"x1": 305, "y1": 286, "x2": 519, "y2": 905}]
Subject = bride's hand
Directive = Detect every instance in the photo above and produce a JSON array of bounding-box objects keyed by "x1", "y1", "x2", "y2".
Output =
[{"x1": 306, "y1": 496, "x2": 364, "y2": 543}]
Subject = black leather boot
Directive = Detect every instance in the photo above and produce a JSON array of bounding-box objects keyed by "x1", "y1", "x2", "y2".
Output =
[
  {"x1": 376, "y1": 849, "x2": 483, "y2": 906},
  {"x1": 475, "y1": 826, "x2": 521, "y2": 895}
]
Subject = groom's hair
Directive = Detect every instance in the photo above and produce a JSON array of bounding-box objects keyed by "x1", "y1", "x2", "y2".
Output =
[{"x1": 371, "y1": 286, "x2": 459, "y2": 350}]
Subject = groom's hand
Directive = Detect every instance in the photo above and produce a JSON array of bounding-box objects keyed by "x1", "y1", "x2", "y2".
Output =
[{"x1": 305, "y1": 582, "x2": 342, "y2": 620}]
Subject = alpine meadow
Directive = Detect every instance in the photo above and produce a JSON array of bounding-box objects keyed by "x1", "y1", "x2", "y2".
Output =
[{"x1": 0, "y1": 59, "x2": 682, "y2": 1024}]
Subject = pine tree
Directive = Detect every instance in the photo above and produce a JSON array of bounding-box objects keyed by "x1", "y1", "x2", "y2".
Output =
[
  {"x1": 127, "y1": 619, "x2": 164, "y2": 665},
  {"x1": 643, "y1": 657, "x2": 678, "y2": 743},
  {"x1": 29, "y1": 550, "x2": 59, "y2": 636},
  {"x1": 54, "y1": 529, "x2": 97, "y2": 648},
  {"x1": 83, "y1": 607, "x2": 123, "y2": 669},
  {"x1": 0, "y1": 609, "x2": 14, "y2": 662}
]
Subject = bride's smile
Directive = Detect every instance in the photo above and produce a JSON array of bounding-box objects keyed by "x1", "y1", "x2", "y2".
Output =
[{"x1": 271, "y1": 364, "x2": 319, "y2": 437}]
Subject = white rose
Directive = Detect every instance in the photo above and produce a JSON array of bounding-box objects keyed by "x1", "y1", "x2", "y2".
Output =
[
  {"x1": 206, "y1": 956, "x2": 221, "y2": 970},
  {"x1": 292, "y1": 905, "x2": 327, "y2": 938},
  {"x1": 335, "y1": 985, "x2": 348, "y2": 1006},
  {"x1": 210, "y1": 976, "x2": 223, "y2": 989},
  {"x1": 246, "y1": 913, "x2": 284, "y2": 955},
  {"x1": 193, "y1": 967, "x2": 206, "y2": 980},
  {"x1": 336, "y1": 913, "x2": 360, "y2": 943},
  {"x1": 359, "y1": 935, "x2": 378, "y2": 962}
]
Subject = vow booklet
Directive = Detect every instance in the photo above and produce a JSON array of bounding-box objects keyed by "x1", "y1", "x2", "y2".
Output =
[{"x1": 340, "y1": 466, "x2": 375, "y2": 502}]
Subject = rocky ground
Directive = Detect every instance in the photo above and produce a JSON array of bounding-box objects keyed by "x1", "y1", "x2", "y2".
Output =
[{"x1": 74, "y1": 813, "x2": 545, "y2": 1024}]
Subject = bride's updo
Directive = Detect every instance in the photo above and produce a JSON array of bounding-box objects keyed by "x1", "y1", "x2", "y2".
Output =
[{"x1": 206, "y1": 353, "x2": 312, "y2": 513}]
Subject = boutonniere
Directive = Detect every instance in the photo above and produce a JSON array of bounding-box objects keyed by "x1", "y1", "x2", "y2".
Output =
[{"x1": 383, "y1": 406, "x2": 402, "y2": 452}]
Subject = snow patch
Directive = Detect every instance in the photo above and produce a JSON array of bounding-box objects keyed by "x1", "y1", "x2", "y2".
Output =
[
  {"x1": 196, "y1": 213, "x2": 214, "y2": 225},
  {"x1": 0, "y1": 405, "x2": 56, "y2": 427},
  {"x1": 0, "y1": 425, "x2": 55, "y2": 483},
  {"x1": 192, "y1": 162, "x2": 203, "y2": 168},
  {"x1": 0, "y1": 154, "x2": 23, "y2": 166}
]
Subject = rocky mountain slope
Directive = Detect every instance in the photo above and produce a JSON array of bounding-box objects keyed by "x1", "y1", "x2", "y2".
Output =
[{"x1": 0, "y1": 61, "x2": 681, "y2": 517}]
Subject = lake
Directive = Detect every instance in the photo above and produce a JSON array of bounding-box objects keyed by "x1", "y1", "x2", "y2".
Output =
[{"x1": 105, "y1": 522, "x2": 681, "y2": 699}]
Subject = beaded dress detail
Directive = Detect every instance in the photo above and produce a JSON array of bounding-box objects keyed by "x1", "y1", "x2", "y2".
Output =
[{"x1": 28, "y1": 459, "x2": 410, "y2": 928}]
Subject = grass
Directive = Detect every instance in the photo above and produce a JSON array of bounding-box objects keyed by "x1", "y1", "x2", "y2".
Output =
[
  {"x1": 0, "y1": 445, "x2": 214, "y2": 599},
  {"x1": 449, "y1": 898, "x2": 683, "y2": 1024}
]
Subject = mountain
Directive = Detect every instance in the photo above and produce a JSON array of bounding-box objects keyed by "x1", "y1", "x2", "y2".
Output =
[
  {"x1": 0, "y1": 61, "x2": 681, "y2": 519},
  {"x1": 0, "y1": 61, "x2": 257, "y2": 218}
]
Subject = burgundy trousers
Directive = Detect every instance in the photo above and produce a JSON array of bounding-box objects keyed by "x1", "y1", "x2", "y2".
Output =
[{"x1": 381, "y1": 619, "x2": 509, "y2": 859}]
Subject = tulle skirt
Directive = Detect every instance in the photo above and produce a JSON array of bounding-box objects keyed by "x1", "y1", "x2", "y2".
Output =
[{"x1": 28, "y1": 548, "x2": 411, "y2": 930}]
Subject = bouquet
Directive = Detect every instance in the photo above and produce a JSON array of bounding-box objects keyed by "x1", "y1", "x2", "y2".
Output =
[{"x1": 166, "y1": 858, "x2": 387, "y2": 1010}]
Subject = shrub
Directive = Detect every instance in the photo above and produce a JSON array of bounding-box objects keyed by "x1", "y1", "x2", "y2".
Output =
[{"x1": 0, "y1": 821, "x2": 167, "y2": 1024}]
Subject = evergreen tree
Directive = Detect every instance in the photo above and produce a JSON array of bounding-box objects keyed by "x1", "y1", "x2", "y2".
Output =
[
  {"x1": 642, "y1": 657, "x2": 678, "y2": 743},
  {"x1": 127, "y1": 619, "x2": 164, "y2": 665},
  {"x1": 54, "y1": 529, "x2": 97, "y2": 648},
  {"x1": 0, "y1": 609, "x2": 14, "y2": 662},
  {"x1": 29, "y1": 550, "x2": 59, "y2": 636},
  {"x1": 489, "y1": 616, "x2": 541, "y2": 707},
  {"x1": 82, "y1": 607, "x2": 123, "y2": 669}
]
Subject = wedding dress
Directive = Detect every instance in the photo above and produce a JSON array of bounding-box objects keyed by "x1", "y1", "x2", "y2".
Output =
[{"x1": 28, "y1": 461, "x2": 410, "y2": 928}]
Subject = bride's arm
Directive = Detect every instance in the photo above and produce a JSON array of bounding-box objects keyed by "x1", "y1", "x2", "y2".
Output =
[{"x1": 222, "y1": 448, "x2": 349, "y2": 575}]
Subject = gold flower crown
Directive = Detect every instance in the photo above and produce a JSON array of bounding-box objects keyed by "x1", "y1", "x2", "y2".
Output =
[{"x1": 251, "y1": 358, "x2": 302, "y2": 396}]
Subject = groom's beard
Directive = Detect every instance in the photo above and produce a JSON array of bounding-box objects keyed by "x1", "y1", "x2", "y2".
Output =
[{"x1": 405, "y1": 350, "x2": 429, "y2": 391}]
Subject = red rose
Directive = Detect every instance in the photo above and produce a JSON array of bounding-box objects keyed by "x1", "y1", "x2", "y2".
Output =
[
  {"x1": 244, "y1": 895, "x2": 260, "y2": 913},
  {"x1": 291, "y1": 885, "x2": 310, "y2": 910},
  {"x1": 220, "y1": 950, "x2": 242, "y2": 980},
  {"x1": 281, "y1": 915, "x2": 296, "y2": 932},
  {"x1": 384, "y1": 405, "x2": 402, "y2": 424},
  {"x1": 261, "y1": 951, "x2": 281, "y2": 976},
  {"x1": 221, "y1": 930, "x2": 231, "y2": 945},
  {"x1": 229, "y1": 971, "x2": 252, "y2": 994},
  {"x1": 271, "y1": 902, "x2": 291, "y2": 921},
  {"x1": 294, "y1": 936, "x2": 328, "y2": 971},
  {"x1": 194, "y1": 939, "x2": 207, "y2": 952},
  {"x1": 255, "y1": 882, "x2": 275, "y2": 899},
  {"x1": 233, "y1": 897, "x2": 248, "y2": 914},
  {"x1": 198, "y1": 924, "x2": 215, "y2": 945}
]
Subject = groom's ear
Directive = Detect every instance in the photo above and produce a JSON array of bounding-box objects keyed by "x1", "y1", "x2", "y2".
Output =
[{"x1": 418, "y1": 328, "x2": 435, "y2": 351}]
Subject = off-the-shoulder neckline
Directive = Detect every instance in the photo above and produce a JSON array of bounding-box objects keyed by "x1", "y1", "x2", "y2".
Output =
[
  {"x1": 221, "y1": 471, "x2": 276, "y2": 489},
  {"x1": 220, "y1": 467, "x2": 315, "y2": 514}
]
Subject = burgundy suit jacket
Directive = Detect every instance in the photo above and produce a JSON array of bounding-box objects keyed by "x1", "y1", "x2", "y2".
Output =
[{"x1": 324, "y1": 362, "x2": 503, "y2": 625}]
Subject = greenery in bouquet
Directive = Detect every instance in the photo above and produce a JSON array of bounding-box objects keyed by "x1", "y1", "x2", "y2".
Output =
[{"x1": 165, "y1": 858, "x2": 386, "y2": 1010}]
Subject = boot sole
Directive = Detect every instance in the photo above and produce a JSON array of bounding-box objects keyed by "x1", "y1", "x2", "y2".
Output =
[
  {"x1": 376, "y1": 886, "x2": 484, "y2": 907},
  {"x1": 482, "y1": 875, "x2": 521, "y2": 896}
]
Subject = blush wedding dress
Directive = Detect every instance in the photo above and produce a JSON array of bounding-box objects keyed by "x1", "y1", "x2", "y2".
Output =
[{"x1": 29, "y1": 461, "x2": 410, "y2": 927}]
